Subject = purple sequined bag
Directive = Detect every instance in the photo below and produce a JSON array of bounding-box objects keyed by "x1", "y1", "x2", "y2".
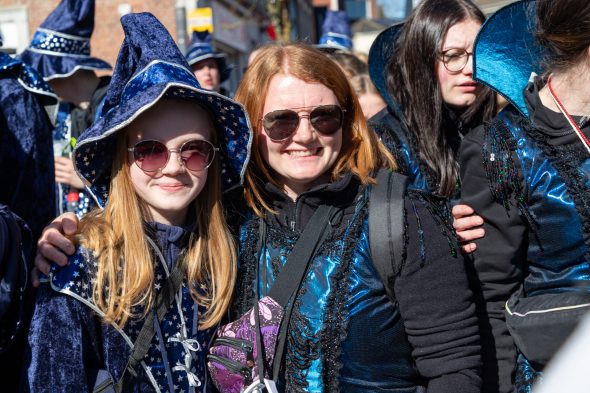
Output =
[{"x1": 207, "y1": 296, "x2": 283, "y2": 393}]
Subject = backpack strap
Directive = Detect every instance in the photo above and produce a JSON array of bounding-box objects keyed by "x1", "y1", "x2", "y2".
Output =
[{"x1": 369, "y1": 169, "x2": 408, "y2": 303}]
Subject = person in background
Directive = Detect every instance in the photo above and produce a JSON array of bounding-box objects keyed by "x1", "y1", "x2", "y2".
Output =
[
  {"x1": 325, "y1": 50, "x2": 368, "y2": 78},
  {"x1": 0, "y1": 37, "x2": 57, "y2": 391},
  {"x1": 185, "y1": 30, "x2": 232, "y2": 95},
  {"x1": 25, "y1": 12, "x2": 251, "y2": 392},
  {"x1": 458, "y1": 0, "x2": 590, "y2": 391},
  {"x1": 368, "y1": 0, "x2": 497, "y2": 196},
  {"x1": 316, "y1": 9, "x2": 354, "y2": 52},
  {"x1": 350, "y1": 73, "x2": 387, "y2": 119},
  {"x1": 18, "y1": 0, "x2": 112, "y2": 219}
]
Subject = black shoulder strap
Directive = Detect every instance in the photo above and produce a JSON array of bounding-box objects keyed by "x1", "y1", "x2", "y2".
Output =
[
  {"x1": 369, "y1": 169, "x2": 408, "y2": 303},
  {"x1": 267, "y1": 204, "x2": 334, "y2": 305}
]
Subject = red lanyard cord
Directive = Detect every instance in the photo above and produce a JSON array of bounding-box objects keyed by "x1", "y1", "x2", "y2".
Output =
[{"x1": 547, "y1": 74, "x2": 590, "y2": 154}]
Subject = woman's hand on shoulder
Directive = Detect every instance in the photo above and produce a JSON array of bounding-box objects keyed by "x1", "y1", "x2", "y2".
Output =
[
  {"x1": 452, "y1": 204, "x2": 484, "y2": 254},
  {"x1": 32, "y1": 212, "x2": 79, "y2": 287}
]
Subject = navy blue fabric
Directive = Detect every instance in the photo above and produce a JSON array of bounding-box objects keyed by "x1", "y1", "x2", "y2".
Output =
[
  {"x1": 316, "y1": 10, "x2": 353, "y2": 51},
  {"x1": 0, "y1": 53, "x2": 55, "y2": 391},
  {"x1": 73, "y1": 12, "x2": 252, "y2": 208},
  {"x1": 0, "y1": 61, "x2": 56, "y2": 241},
  {"x1": 17, "y1": 0, "x2": 112, "y2": 80},
  {"x1": 185, "y1": 31, "x2": 231, "y2": 83},
  {"x1": 0, "y1": 52, "x2": 58, "y2": 124},
  {"x1": 473, "y1": 0, "x2": 544, "y2": 117},
  {"x1": 25, "y1": 222, "x2": 214, "y2": 392}
]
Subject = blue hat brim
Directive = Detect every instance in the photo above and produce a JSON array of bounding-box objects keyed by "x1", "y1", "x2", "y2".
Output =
[
  {"x1": 473, "y1": 0, "x2": 543, "y2": 118},
  {"x1": 17, "y1": 48, "x2": 112, "y2": 81},
  {"x1": 368, "y1": 22, "x2": 404, "y2": 116},
  {"x1": 74, "y1": 61, "x2": 252, "y2": 208},
  {"x1": 188, "y1": 53, "x2": 232, "y2": 83}
]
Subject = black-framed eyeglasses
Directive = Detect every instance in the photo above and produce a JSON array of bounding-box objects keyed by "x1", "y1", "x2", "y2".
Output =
[
  {"x1": 439, "y1": 48, "x2": 473, "y2": 72},
  {"x1": 261, "y1": 105, "x2": 345, "y2": 142},
  {"x1": 127, "y1": 139, "x2": 219, "y2": 173}
]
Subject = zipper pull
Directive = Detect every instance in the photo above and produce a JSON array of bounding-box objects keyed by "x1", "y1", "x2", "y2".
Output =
[{"x1": 290, "y1": 220, "x2": 295, "y2": 231}]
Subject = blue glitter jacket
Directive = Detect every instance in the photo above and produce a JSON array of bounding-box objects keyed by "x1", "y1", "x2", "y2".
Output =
[
  {"x1": 229, "y1": 174, "x2": 481, "y2": 393},
  {"x1": 459, "y1": 77, "x2": 590, "y2": 393},
  {"x1": 25, "y1": 222, "x2": 215, "y2": 393}
]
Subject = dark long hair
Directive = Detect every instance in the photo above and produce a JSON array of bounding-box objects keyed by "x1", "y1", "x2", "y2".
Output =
[
  {"x1": 536, "y1": 0, "x2": 590, "y2": 74},
  {"x1": 386, "y1": 0, "x2": 496, "y2": 197}
]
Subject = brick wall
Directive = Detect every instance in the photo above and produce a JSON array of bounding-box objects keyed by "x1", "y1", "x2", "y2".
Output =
[{"x1": 0, "y1": 0, "x2": 179, "y2": 71}]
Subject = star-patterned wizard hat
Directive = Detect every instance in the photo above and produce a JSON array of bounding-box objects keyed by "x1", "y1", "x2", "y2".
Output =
[
  {"x1": 73, "y1": 12, "x2": 253, "y2": 208},
  {"x1": 185, "y1": 31, "x2": 232, "y2": 83},
  {"x1": 316, "y1": 10, "x2": 353, "y2": 51},
  {"x1": 17, "y1": 0, "x2": 112, "y2": 81}
]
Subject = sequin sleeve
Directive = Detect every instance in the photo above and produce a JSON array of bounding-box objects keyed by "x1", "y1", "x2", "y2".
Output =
[{"x1": 458, "y1": 124, "x2": 527, "y2": 393}]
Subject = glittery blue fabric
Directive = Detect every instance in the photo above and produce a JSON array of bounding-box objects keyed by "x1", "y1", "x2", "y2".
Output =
[
  {"x1": 473, "y1": 0, "x2": 545, "y2": 117},
  {"x1": 232, "y1": 182, "x2": 480, "y2": 392},
  {"x1": 26, "y1": 223, "x2": 214, "y2": 392},
  {"x1": 0, "y1": 54, "x2": 56, "y2": 240},
  {"x1": 185, "y1": 31, "x2": 231, "y2": 82},
  {"x1": 493, "y1": 108, "x2": 590, "y2": 296},
  {"x1": 241, "y1": 207, "x2": 419, "y2": 391},
  {"x1": 17, "y1": 0, "x2": 112, "y2": 80},
  {"x1": 73, "y1": 13, "x2": 252, "y2": 208}
]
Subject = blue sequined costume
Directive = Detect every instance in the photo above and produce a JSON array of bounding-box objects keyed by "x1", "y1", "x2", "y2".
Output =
[
  {"x1": 229, "y1": 174, "x2": 482, "y2": 392},
  {"x1": 26, "y1": 223, "x2": 214, "y2": 392},
  {"x1": 459, "y1": 77, "x2": 590, "y2": 393}
]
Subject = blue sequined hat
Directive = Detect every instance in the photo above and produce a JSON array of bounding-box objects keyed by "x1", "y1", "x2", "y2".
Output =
[
  {"x1": 368, "y1": 22, "x2": 405, "y2": 116},
  {"x1": 316, "y1": 10, "x2": 353, "y2": 51},
  {"x1": 0, "y1": 41, "x2": 58, "y2": 124},
  {"x1": 17, "y1": 0, "x2": 112, "y2": 81},
  {"x1": 73, "y1": 12, "x2": 253, "y2": 208},
  {"x1": 474, "y1": 0, "x2": 544, "y2": 117},
  {"x1": 185, "y1": 31, "x2": 231, "y2": 83}
]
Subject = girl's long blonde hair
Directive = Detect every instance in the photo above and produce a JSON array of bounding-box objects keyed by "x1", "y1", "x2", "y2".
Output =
[
  {"x1": 234, "y1": 43, "x2": 397, "y2": 216},
  {"x1": 77, "y1": 102, "x2": 236, "y2": 329}
]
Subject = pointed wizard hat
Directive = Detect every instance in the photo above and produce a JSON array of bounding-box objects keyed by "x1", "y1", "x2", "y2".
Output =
[
  {"x1": 18, "y1": 0, "x2": 112, "y2": 81},
  {"x1": 73, "y1": 12, "x2": 253, "y2": 208}
]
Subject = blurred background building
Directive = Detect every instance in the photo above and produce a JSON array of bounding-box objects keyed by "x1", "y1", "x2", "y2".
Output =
[{"x1": 0, "y1": 0, "x2": 516, "y2": 91}]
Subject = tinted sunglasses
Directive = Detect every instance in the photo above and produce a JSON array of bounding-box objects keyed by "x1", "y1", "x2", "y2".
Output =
[
  {"x1": 128, "y1": 139, "x2": 218, "y2": 173},
  {"x1": 262, "y1": 105, "x2": 345, "y2": 142}
]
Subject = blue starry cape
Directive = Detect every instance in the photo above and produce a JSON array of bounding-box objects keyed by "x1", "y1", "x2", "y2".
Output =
[{"x1": 73, "y1": 12, "x2": 253, "y2": 208}]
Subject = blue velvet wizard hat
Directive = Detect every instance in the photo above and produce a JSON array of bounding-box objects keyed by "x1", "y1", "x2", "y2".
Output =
[
  {"x1": 473, "y1": 0, "x2": 544, "y2": 117},
  {"x1": 185, "y1": 31, "x2": 231, "y2": 83},
  {"x1": 316, "y1": 10, "x2": 353, "y2": 51},
  {"x1": 17, "y1": 0, "x2": 111, "y2": 81},
  {"x1": 73, "y1": 12, "x2": 253, "y2": 208},
  {"x1": 0, "y1": 38, "x2": 58, "y2": 124},
  {"x1": 368, "y1": 22, "x2": 405, "y2": 117}
]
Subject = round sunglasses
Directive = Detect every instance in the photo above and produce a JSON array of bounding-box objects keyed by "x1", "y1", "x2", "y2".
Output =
[
  {"x1": 261, "y1": 104, "x2": 345, "y2": 142},
  {"x1": 127, "y1": 139, "x2": 219, "y2": 173}
]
